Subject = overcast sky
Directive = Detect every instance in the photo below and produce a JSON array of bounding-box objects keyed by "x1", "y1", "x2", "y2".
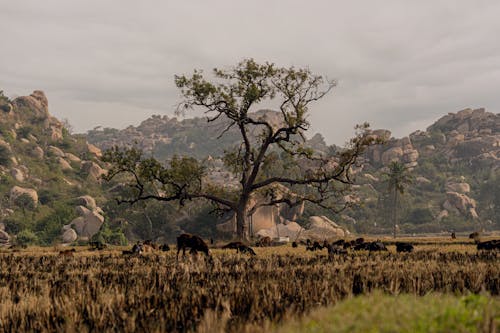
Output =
[{"x1": 1, "y1": 1, "x2": 499, "y2": 144}]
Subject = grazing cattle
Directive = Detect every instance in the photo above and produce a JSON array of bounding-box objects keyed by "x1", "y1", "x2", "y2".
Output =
[
  {"x1": 160, "y1": 244, "x2": 170, "y2": 252},
  {"x1": 451, "y1": 232, "x2": 456, "y2": 239},
  {"x1": 368, "y1": 241, "x2": 388, "y2": 252},
  {"x1": 326, "y1": 244, "x2": 347, "y2": 255},
  {"x1": 222, "y1": 241, "x2": 257, "y2": 255},
  {"x1": 176, "y1": 234, "x2": 210, "y2": 259},
  {"x1": 291, "y1": 242, "x2": 298, "y2": 248},
  {"x1": 354, "y1": 241, "x2": 388, "y2": 252},
  {"x1": 477, "y1": 240, "x2": 500, "y2": 251},
  {"x1": 256, "y1": 236, "x2": 272, "y2": 247},
  {"x1": 396, "y1": 242, "x2": 414, "y2": 253},
  {"x1": 332, "y1": 239, "x2": 345, "y2": 247},
  {"x1": 59, "y1": 249, "x2": 76, "y2": 257},
  {"x1": 123, "y1": 242, "x2": 143, "y2": 256},
  {"x1": 469, "y1": 232, "x2": 481, "y2": 243},
  {"x1": 306, "y1": 241, "x2": 324, "y2": 251},
  {"x1": 355, "y1": 237, "x2": 365, "y2": 245}
]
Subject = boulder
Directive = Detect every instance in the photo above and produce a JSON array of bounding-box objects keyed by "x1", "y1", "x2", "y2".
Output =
[
  {"x1": 31, "y1": 146, "x2": 44, "y2": 159},
  {"x1": 65, "y1": 153, "x2": 81, "y2": 163},
  {"x1": 302, "y1": 215, "x2": 350, "y2": 239},
  {"x1": 70, "y1": 217, "x2": 86, "y2": 235},
  {"x1": 81, "y1": 211, "x2": 105, "y2": 238},
  {"x1": 416, "y1": 176, "x2": 431, "y2": 185},
  {"x1": 445, "y1": 182, "x2": 470, "y2": 194},
  {"x1": 57, "y1": 157, "x2": 72, "y2": 171},
  {"x1": 10, "y1": 186, "x2": 38, "y2": 207},
  {"x1": 75, "y1": 205, "x2": 91, "y2": 216},
  {"x1": 364, "y1": 173, "x2": 379, "y2": 182},
  {"x1": 12, "y1": 90, "x2": 49, "y2": 119},
  {"x1": 77, "y1": 195, "x2": 97, "y2": 210},
  {"x1": 48, "y1": 123, "x2": 63, "y2": 141},
  {"x1": 47, "y1": 146, "x2": 65, "y2": 157},
  {"x1": 402, "y1": 148, "x2": 419, "y2": 163},
  {"x1": 81, "y1": 161, "x2": 106, "y2": 181},
  {"x1": 10, "y1": 168, "x2": 25, "y2": 182},
  {"x1": 0, "y1": 230, "x2": 10, "y2": 245},
  {"x1": 436, "y1": 210, "x2": 449, "y2": 221},
  {"x1": 62, "y1": 228, "x2": 78, "y2": 243},
  {"x1": 87, "y1": 143, "x2": 102, "y2": 157},
  {"x1": 381, "y1": 147, "x2": 404, "y2": 164},
  {"x1": 444, "y1": 191, "x2": 478, "y2": 219}
]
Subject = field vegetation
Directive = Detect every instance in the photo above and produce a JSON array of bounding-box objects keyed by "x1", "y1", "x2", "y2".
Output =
[{"x1": 0, "y1": 237, "x2": 498, "y2": 332}]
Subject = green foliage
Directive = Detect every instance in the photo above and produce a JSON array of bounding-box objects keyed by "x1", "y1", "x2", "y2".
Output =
[
  {"x1": 34, "y1": 202, "x2": 78, "y2": 245},
  {"x1": 405, "y1": 208, "x2": 434, "y2": 225},
  {"x1": 91, "y1": 223, "x2": 128, "y2": 246},
  {"x1": 276, "y1": 292, "x2": 499, "y2": 333},
  {"x1": 15, "y1": 229, "x2": 39, "y2": 247},
  {"x1": 0, "y1": 144, "x2": 12, "y2": 167}
]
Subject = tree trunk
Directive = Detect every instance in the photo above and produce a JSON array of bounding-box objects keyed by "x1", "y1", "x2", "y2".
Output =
[
  {"x1": 392, "y1": 188, "x2": 398, "y2": 239},
  {"x1": 235, "y1": 205, "x2": 250, "y2": 241}
]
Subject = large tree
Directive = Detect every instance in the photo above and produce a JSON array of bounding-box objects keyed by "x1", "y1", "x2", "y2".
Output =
[{"x1": 103, "y1": 59, "x2": 381, "y2": 240}]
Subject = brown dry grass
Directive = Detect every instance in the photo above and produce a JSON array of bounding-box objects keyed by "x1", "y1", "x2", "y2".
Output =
[{"x1": 0, "y1": 238, "x2": 498, "y2": 332}]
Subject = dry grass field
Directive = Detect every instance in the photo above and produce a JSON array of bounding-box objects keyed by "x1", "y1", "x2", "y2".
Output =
[{"x1": 0, "y1": 237, "x2": 498, "y2": 332}]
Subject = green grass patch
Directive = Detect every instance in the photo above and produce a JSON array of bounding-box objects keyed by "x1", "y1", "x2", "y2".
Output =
[{"x1": 275, "y1": 292, "x2": 499, "y2": 333}]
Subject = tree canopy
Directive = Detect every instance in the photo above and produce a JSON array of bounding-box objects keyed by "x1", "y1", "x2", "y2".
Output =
[{"x1": 103, "y1": 59, "x2": 382, "y2": 240}]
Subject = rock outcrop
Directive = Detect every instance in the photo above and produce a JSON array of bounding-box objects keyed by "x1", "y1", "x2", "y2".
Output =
[{"x1": 67, "y1": 195, "x2": 104, "y2": 239}]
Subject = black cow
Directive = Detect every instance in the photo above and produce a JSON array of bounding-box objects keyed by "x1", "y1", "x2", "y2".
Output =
[
  {"x1": 477, "y1": 240, "x2": 500, "y2": 251},
  {"x1": 222, "y1": 241, "x2": 257, "y2": 256},
  {"x1": 396, "y1": 242, "x2": 414, "y2": 253},
  {"x1": 177, "y1": 234, "x2": 210, "y2": 259}
]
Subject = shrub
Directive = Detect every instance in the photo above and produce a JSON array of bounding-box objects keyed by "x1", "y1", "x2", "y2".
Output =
[{"x1": 15, "y1": 229, "x2": 39, "y2": 247}]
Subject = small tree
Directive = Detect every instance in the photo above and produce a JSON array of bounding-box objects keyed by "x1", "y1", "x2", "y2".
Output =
[
  {"x1": 103, "y1": 59, "x2": 381, "y2": 240},
  {"x1": 384, "y1": 161, "x2": 413, "y2": 238}
]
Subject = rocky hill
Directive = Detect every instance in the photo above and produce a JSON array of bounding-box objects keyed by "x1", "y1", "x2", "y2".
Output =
[
  {"x1": 349, "y1": 108, "x2": 499, "y2": 234},
  {"x1": 86, "y1": 110, "x2": 329, "y2": 161},
  {"x1": 0, "y1": 90, "x2": 115, "y2": 246}
]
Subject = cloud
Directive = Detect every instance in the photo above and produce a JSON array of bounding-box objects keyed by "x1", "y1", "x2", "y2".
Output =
[{"x1": 1, "y1": 0, "x2": 499, "y2": 144}]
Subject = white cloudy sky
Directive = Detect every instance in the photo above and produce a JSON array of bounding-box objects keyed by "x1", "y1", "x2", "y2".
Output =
[{"x1": 1, "y1": 1, "x2": 499, "y2": 144}]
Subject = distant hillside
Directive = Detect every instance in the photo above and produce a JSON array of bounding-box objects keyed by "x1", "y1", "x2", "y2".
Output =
[
  {"x1": 87, "y1": 107, "x2": 500, "y2": 235},
  {"x1": 86, "y1": 110, "x2": 329, "y2": 160},
  {"x1": 2, "y1": 90, "x2": 498, "y2": 245}
]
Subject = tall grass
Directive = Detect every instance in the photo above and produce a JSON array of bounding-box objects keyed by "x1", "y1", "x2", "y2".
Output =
[{"x1": 0, "y1": 247, "x2": 498, "y2": 332}]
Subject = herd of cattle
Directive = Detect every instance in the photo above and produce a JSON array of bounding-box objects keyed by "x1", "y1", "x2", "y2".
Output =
[{"x1": 98, "y1": 231, "x2": 499, "y2": 259}]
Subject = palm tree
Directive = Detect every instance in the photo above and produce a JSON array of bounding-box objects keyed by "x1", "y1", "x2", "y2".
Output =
[{"x1": 384, "y1": 161, "x2": 412, "y2": 238}]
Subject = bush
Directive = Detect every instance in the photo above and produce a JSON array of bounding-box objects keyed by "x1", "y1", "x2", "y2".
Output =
[
  {"x1": 0, "y1": 144, "x2": 12, "y2": 167},
  {"x1": 15, "y1": 229, "x2": 39, "y2": 247},
  {"x1": 91, "y1": 223, "x2": 128, "y2": 246}
]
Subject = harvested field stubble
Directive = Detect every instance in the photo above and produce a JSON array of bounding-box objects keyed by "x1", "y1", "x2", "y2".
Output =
[{"x1": 0, "y1": 249, "x2": 498, "y2": 332}]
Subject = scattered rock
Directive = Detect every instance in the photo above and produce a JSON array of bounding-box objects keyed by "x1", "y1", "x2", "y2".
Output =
[
  {"x1": 9, "y1": 186, "x2": 38, "y2": 207},
  {"x1": 65, "y1": 153, "x2": 81, "y2": 163},
  {"x1": 31, "y1": 146, "x2": 44, "y2": 159},
  {"x1": 0, "y1": 230, "x2": 10, "y2": 245},
  {"x1": 10, "y1": 168, "x2": 25, "y2": 182},
  {"x1": 77, "y1": 195, "x2": 97, "y2": 210},
  {"x1": 62, "y1": 228, "x2": 78, "y2": 243},
  {"x1": 57, "y1": 157, "x2": 72, "y2": 171},
  {"x1": 87, "y1": 143, "x2": 102, "y2": 157},
  {"x1": 81, "y1": 161, "x2": 106, "y2": 181},
  {"x1": 47, "y1": 146, "x2": 65, "y2": 157},
  {"x1": 445, "y1": 182, "x2": 470, "y2": 194}
]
